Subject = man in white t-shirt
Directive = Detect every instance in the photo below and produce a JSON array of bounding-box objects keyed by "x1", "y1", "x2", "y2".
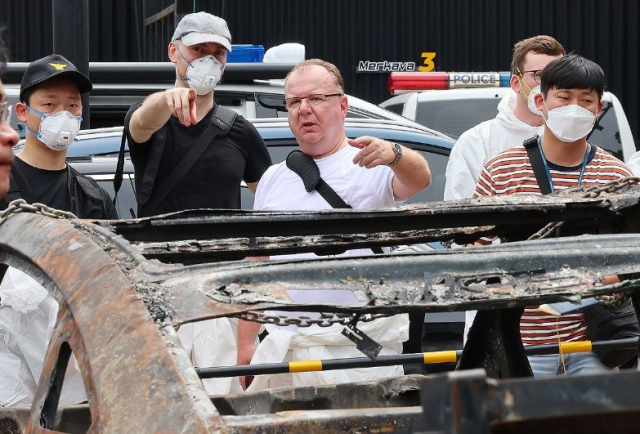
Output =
[{"x1": 236, "y1": 59, "x2": 431, "y2": 391}]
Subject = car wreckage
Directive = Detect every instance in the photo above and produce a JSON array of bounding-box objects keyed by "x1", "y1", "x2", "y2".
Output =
[{"x1": 1, "y1": 179, "x2": 640, "y2": 433}]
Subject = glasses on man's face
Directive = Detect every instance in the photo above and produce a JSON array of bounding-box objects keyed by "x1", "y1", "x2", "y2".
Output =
[
  {"x1": 284, "y1": 93, "x2": 343, "y2": 111},
  {"x1": 0, "y1": 101, "x2": 12, "y2": 124},
  {"x1": 521, "y1": 69, "x2": 543, "y2": 85}
]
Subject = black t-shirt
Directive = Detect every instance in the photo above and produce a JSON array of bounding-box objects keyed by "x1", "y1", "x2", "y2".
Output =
[
  {"x1": 12, "y1": 157, "x2": 71, "y2": 211},
  {"x1": 127, "y1": 103, "x2": 272, "y2": 214}
]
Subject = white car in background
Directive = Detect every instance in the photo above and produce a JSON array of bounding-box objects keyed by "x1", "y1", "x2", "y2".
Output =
[{"x1": 380, "y1": 72, "x2": 636, "y2": 162}]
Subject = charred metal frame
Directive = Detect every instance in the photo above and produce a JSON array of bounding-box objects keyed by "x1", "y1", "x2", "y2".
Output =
[{"x1": 1, "y1": 190, "x2": 640, "y2": 432}]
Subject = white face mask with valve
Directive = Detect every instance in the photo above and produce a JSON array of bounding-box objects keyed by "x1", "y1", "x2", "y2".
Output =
[
  {"x1": 26, "y1": 106, "x2": 81, "y2": 151},
  {"x1": 519, "y1": 75, "x2": 542, "y2": 115},
  {"x1": 543, "y1": 101, "x2": 597, "y2": 142},
  {"x1": 174, "y1": 42, "x2": 225, "y2": 95}
]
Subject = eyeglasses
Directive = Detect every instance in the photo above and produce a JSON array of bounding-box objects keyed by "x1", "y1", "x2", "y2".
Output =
[
  {"x1": 284, "y1": 93, "x2": 343, "y2": 111},
  {"x1": 0, "y1": 101, "x2": 12, "y2": 124},
  {"x1": 519, "y1": 69, "x2": 543, "y2": 84}
]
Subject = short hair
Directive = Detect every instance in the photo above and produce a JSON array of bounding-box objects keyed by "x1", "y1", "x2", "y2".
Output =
[
  {"x1": 284, "y1": 59, "x2": 344, "y2": 93},
  {"x1": 540, "y1": 53, "x2": 605, "y2": 99},
  {"x1": 511, "y1": 35, "x2": 565, "y2": 75}
]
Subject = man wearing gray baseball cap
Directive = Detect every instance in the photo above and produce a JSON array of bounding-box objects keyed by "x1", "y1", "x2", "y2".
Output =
[{"x1": 124, "y1": 11, "x2": 271, "y2": 217}]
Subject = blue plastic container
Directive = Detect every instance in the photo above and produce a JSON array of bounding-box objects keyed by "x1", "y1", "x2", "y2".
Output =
[{"x1": 227, "y1": 45, "x2": 265, "y2": 63}]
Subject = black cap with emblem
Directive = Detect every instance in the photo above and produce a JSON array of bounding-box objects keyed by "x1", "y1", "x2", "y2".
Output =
[{"x1": 19, "y1": 54, "x2": 92, "y2": 102}]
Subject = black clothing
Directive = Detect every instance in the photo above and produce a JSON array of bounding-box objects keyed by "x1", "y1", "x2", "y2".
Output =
[
  {"x1": 12, "y1": 157, "x2": 71, "y2": 211},
  {"x1": 125, "y1": 102, "x2": 272, "y2": 215},
  {"x1": 0, "y1": 157, "x2": 118, "y2": 219}
]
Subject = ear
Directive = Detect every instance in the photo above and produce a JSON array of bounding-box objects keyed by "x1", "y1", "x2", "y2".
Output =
[
  {"x1": 510, "y1": 73, "x2": 522, "y2": 94},
  {"x1": 15, "y1": 102, "x2": 28, "y2": 122},
  {"x1": 596, "y1": 100, "x2": 604, "y2": 115},
  {"x1": 168, "y1": 41, "x2": 178, "y2": 64},
  {"x1": 340, "y1": 95, "x2": 348, "y2": 119},
  {"x1": 534, "y1": 92, "x2": 545, "y2": 113}
]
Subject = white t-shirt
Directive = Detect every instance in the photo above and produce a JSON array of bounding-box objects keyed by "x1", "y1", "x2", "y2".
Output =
[{"x1": 255, "y1": 144, "x2": 396, "y2": 211}]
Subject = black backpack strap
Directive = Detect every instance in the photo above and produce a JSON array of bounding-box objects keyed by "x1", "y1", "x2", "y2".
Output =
[
  {"x1": 524, "y1": 135, "x2": 552, "y2": 195},
  {"x1": 285, "y1": 150, "x2": 383, "y2": 254},
  {"x1": 139, "y1": 105, "x2": 238, "y2": 217},
  {"x1": 113, "y1": 124, "x2": 128, "y2": 203}
]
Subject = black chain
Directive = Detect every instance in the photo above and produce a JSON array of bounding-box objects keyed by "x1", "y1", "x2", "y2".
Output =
[{"x1": 235, "y1": 310, "x2": 389, "y2": 327}]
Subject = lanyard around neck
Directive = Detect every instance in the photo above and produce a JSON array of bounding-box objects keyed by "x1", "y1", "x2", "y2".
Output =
[{"x1": 537, "y1": 137, "x2": 590, "y2": 194}]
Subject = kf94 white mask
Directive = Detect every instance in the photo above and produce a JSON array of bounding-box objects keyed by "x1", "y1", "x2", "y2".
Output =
[
  {"x1": 26, "y1": 106, "x2": 81, "y2": 151},
  {"x1": 543, "y1": 101, "x2": 597, "y2": 142}
]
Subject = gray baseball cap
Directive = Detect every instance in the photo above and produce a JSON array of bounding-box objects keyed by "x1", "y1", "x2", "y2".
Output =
[{"x1": 172, "y1": 12, "x2": 232, "y2": 51}]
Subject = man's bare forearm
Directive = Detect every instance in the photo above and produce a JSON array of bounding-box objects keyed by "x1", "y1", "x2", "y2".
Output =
[
  {"x1": 391, "y1": 147, "x2": 431, "y2": 200},
  {"x1": 129, "y1": 91, "x2": 174, "y2": 143}
]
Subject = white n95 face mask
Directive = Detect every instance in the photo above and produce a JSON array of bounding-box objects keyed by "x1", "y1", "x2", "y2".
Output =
[
  {"x1": 518, "y1": 74, "x2": 542, "y2": 115},
  {"x1": 26, "y1": 106, "x2": 81, "y2": 151},
  {"x1": 184, "y1": 55, "x2": 224, "y2": 95},
  {"x1": 543, "y1": 101, "x2": 597, "y2": 143},
  {"x1": 174, "y1": 42, "x2": 225, "y2": 95},
  {"x1": 526, "y1": 85, "x2": 542, "y2": 115}
]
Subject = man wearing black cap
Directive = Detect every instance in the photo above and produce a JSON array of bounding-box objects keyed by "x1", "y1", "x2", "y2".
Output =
[
  {"x1": 0, "y1": 54, "x2": 117, "y2": 218},
  {"x1": 125, "y1": 11, "x2": 271, "y2": 217}
]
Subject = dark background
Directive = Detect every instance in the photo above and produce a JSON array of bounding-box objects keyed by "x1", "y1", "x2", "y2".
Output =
[{"x1": 1, "y1": 0, "x2": 638, "y2": 148}]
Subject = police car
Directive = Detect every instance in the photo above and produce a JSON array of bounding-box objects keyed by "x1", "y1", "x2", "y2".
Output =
[{"x1": 380, "y1": 72, "x2": 636, "y2": 162}]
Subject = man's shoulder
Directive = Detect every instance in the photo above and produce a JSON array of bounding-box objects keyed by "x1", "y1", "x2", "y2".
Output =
[{"x1": 262, "y1": 160, "x2": 288, "y2": 179}]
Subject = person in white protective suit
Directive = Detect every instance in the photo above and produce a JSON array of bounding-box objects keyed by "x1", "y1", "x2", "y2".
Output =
[
  {"x1": 236, "y1": 59, "x2": 432, "y2": 391},
  {"x1": 177, "y1": 318, "x2": 244, "y2": 395},
  {"x1": 0, "y1": 268, "x2": 86, "y2": 407},
  {"x1": 444, "y1": 35, "x2": 565, "y2": 201}
]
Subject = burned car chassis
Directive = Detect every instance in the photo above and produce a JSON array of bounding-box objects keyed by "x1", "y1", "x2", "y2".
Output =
[{"x1": 1, "y1": 188, "x2": 640, "y2": 433}]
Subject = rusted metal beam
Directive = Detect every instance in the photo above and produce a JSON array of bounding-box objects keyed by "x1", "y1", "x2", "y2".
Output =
[
  {"x1": 0, "y1": 213, "x2": 221, "y2": 433},
  {"x1": 157, "y1": 234, "x2": 640, "y2": 326},
  {"x1": 100, "y1": 190, "x2": 640, "y2": 247},
  {"x1": 135, "y1": 227, "x2": 492, "y2": 263}
]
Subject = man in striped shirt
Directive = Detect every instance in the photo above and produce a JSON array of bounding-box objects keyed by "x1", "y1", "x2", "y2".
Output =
[{"x1": 473, "y1": 53, "x2": 633, "y2": 376}]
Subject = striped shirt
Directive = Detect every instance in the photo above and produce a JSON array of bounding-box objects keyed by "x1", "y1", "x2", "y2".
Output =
[{"x1": 474, "y1": 142, "x2": 633, "y2": 345}]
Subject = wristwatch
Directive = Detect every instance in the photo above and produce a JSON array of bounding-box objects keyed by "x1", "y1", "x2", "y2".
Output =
[{"x1": 387, "y1": 142, "x2": 403, "y2": 167}]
